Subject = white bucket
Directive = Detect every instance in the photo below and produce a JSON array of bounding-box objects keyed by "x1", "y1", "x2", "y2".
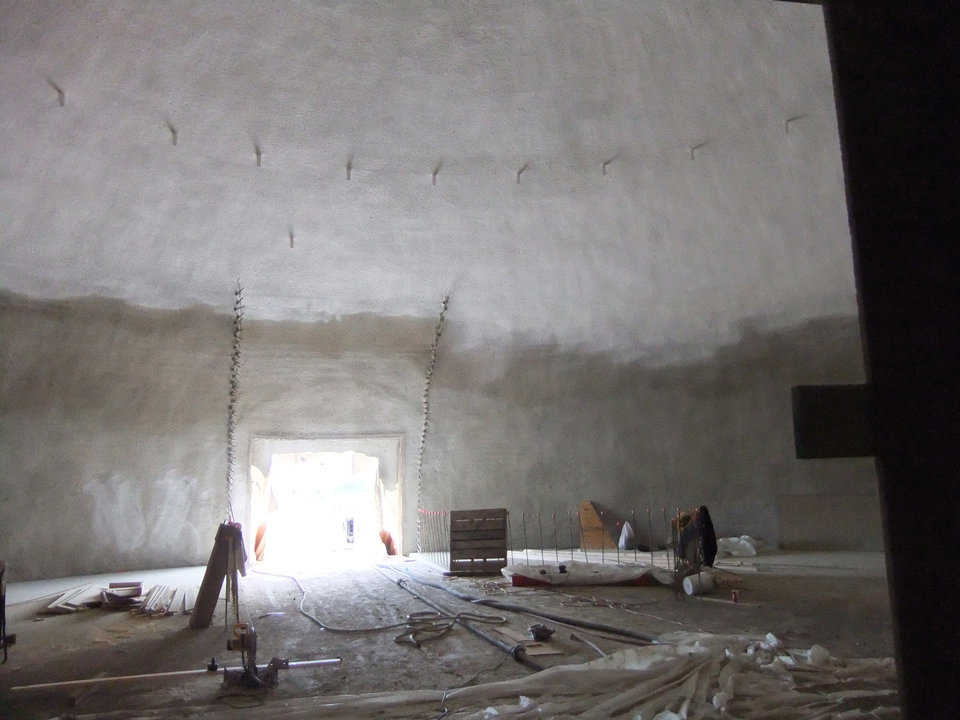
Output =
[{"x1": 682, "y1": 572, "x2": 715, "y2": 596}]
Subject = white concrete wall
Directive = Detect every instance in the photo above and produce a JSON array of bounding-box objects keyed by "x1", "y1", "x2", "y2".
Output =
[{"x1": 0, "y1": 1, "x2": 880, "y2": 580}]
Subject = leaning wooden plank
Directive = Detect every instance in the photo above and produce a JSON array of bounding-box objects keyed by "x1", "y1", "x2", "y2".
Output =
[
  {"x1": 190, "y1": 523, "x2": 243, "y2": 629},
  {"x1": 135, "y1": 585, "x2": 157, "y2": 613},
  {"x1": 158, "y1": 586, "x2": 175, "y2": 614},
  {"x1": 161, "y1": 587, "x2": 177, "y2": 615},
  {"x1": 183, "y1": 587, "x2": 197, "y2": 614},
  {"x1": 578, "y1": 500, "x2": 617, "y2": 550},
  {"x1": 147, "y1": 585, "x2": 167, "y2": 613},
  {"x1": 43, "y1": 586, "x2": 89, "y2": 613},
  {"x1": 169, "y1": 588, "x2": 184, "y2": 616}
]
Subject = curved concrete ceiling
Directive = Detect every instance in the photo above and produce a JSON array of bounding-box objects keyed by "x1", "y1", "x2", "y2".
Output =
[{"x1": 0, "y1": 0, "x2": 854, "y2": 356}]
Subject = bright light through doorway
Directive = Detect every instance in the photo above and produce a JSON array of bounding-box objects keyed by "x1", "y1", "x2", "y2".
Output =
[{"x1": 256, "y1": 450, "x2": 392, "y2": 572}]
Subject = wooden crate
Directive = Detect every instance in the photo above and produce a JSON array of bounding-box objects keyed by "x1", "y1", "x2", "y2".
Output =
[{"x1": 448, "y1": 508, "x2": 508, "y2": 576}]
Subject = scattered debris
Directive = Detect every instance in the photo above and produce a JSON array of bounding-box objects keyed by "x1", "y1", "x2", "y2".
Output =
[
  {"x1": 36, "y1": 582, "x2": 200, "y2": 617},
  {"x1": 717, "y1": 535, "x2": 759, "y2": 557},
  {"x1": 528, "y1": 623, "x2": 554, "y2": 641},
  {"x1": 491, "y1": 625, "x2": 563, "y2": 657}
]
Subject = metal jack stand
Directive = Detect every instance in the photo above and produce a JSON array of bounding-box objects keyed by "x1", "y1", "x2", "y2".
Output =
[{"x1": 223, "y1": 622, "x2": 288, "y2": 689}]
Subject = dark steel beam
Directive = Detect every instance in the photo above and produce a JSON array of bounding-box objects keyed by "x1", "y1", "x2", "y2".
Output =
[{"x1": 823, "y1": 5, "x2": 958, "y2": 718}]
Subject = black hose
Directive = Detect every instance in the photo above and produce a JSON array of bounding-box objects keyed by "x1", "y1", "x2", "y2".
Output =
[
  {"x1": 380, "y1": 564, "x2": 659, "y2": 645},
  {"x1": 374, "y1": 567, "x2": 544, "y2": 673}
]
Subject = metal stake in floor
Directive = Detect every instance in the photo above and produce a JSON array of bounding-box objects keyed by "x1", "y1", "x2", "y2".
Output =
[
  {"x1": 553, "y1": 512, "x2": 560, "y2": 565},
  {"x1": 647, "y1": 505, "x2": 654, "y2": 567},
  {"x1": 600, "y1": 511, "x2": 605, "y2": 565},
  {"x1": 661, "y1": 508, "x2": 669, "y2": 571},
  {"x1": 537, "y1": 512, "x2": 545, "y2": 565},
  {"x1": 522, "y1": 512, "x2": 530, "y2": 566},
  {"x1": 577, "y1": 510, "x2": 588, "y2": 562}
]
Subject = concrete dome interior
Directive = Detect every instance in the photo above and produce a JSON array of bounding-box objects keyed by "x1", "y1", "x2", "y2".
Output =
[{"x1": 1, "y1": 3, "x2": 907, "y2": 716}]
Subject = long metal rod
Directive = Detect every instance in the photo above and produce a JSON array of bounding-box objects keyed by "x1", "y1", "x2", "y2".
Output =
[
  {"x1": 647, "y1": 505, "x2": 654, "y2": 567},
  {"x1": 522, "y1": 511, "x2": 530, "y2": 566},
  {"x1": 537, "y1": 512, "x2": 544, "y2": 565},
  {"x1": 615, "y1": 519, "x2": 620, "y2": 565},
  {"x1": 553, "y1": 512, "x2": 559, "y2": 565},
  {"x1": 632, "y1": 508, "x2": 638, "y2": 563},
  {"x1": 11, "y1": 658, "x2": 342, "y2": 692},
  {"x1": 661, "y1": 508, "x2": 669, "y2": 571},
  {"x1": 600, "y1": 511, "x2": 605, "y2": 565},
  {"x1": 578, "y1": 510, "x2": 588, "y2": 562}
]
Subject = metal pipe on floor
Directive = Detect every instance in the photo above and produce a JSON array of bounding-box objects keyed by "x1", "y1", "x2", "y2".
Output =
[
  {"x1": 386, "y1": 566, "x2": 658, "y2": 645},
  {"x1": 10, "y1": 658, "x2": 342, "y2": 692},
  {"x1": 374, "y1": 567, "x2": 543, "y2": 672}
]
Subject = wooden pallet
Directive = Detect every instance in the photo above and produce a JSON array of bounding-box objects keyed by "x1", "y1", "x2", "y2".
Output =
[{"x1": 448, "y1": 508, "x2": 508, "y2": 576}]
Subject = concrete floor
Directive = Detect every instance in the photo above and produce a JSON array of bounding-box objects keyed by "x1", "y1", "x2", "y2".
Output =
[{"x1": 0, "y1": 554, "x2": 896, "y2": 719}]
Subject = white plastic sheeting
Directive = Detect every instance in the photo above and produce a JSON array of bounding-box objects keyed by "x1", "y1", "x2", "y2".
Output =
[
  {"x1": 501, "y1": 561, "x2": 676, "y2": 587},
  {"x1": 71, "y1": 631, "x2": 898, "y2": 718}
]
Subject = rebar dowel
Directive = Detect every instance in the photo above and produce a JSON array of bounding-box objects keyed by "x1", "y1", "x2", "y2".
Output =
[
  {"x1": 537, "y1": 512, "x2": 545, "y2": 565},
  {"x1": 578, "y1": 510, "x2": 588, "y2": 562},
  {"x1": 632, "y1": 509, "x2": 638, "y2": 563},
  {"x1": 522, "y1": 512, "x2": 530, "y2": 566},
  {"x1": 676, "y1": 506, "x2": 682, "y2": 571},
  {"x1": 443, "y1": 510, "x2": 449, "y2": 569},
  {"x1": 616, "y1": 522, "x2": 621, "y2": 565},
  {"x1": 600, "y1": 511, "x2": 605, "y2": 565},
  {"x1": 438, "y1": 511, "x2": 444, "y2": 567},
  {"x1": 553, "y1": 512, "x2": 559, "y2": 564},
  {"x1": 506, "y1": 511, "x2": 514, "y2": 565},
  {"x1": 662, "y1": 508, "x2": 669, "y2": 571},
  {"x1": 568, "y1": 511, "x2": 576, "y2": 563},
  {"x1": 647, "y1": 505, "x2": 654, "y2": 567}
]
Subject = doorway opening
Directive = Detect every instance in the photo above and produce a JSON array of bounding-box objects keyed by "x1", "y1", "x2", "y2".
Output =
[{"x1": 249, "y1": 436, "x2": 404, "y2": 573}]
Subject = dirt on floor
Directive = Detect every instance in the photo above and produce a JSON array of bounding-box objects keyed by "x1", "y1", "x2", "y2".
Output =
[{"x1": 0, "y1": 560, "x2": 896, "y2": 719}]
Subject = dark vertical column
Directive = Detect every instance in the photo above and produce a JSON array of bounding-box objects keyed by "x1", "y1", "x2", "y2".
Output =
[{"x1": 823, "y1": 5, "x2": 959, "y2": 717}]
